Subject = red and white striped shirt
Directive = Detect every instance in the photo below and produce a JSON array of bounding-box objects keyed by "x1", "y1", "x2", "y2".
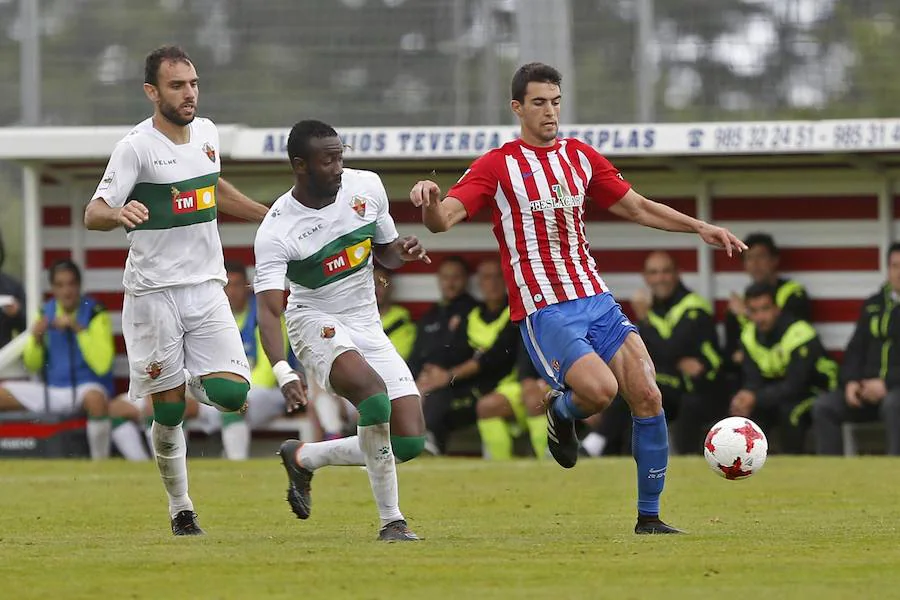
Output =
[{"x1": 448, "y1": 137, "x2": 631, "y2": 322}]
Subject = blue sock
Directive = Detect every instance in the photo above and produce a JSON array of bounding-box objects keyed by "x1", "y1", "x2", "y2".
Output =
[
  {"x1": 632, "y1": 411, "x2": 668, "y2": 517},
  {"x1": 552, "y1": 390, "x2": 591, "y2": 421}
]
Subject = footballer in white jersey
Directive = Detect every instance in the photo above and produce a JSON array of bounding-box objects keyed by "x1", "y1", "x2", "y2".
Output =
[
  {"x1": 254, "y1": 120, "x2": 429, "y2": 541},
  {"x1": 84, "y1": 45, "x2": 270, "y2": 537}
]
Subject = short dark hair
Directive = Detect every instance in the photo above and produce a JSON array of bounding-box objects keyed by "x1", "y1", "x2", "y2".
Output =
[
  {"x1": 48, "y1": 259, "x2": 81, "y2": 286},
  {"x1": 224, "y1": 260, "x2": 248, "y2": 279},
  {"x1": 287, "y1": 120, "x2": 340, "y2": 162},
  {"x1": 511, "y1": 62, "x2": 562, "y2": 103},
  {"x1": 744, "y1": 232, "x2": 779, "y2": 256},
  {"x1": 144, "y1": 45, "x2": 193, "y2": 86},
  {"x1": 744, "y1": 282, "x2": 776, "y2": 303},
  {"x1": 439, "y1": 255, "x2": 471, "y2": 274},
  {"x1": 888, "y1": 242, "x2": 900, "y2": 260}
]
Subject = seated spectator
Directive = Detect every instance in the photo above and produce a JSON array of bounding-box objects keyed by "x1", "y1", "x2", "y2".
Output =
[
  {"x1": 632, "y1": 251, "x2": 723, "y2": 453},
  {"x1": 814, "y1": 243, "x2": 900, "y2": 455},
  {"x1": 220, "y1": 261, "x2": 309, "y2": 459},
  {"x1": 0, "y1": 260, "x2": 114, "y2": 459},
  {"x1": 0, "y1": 230, "x2": 26, "y2": 350},
  {"x1": 418, "y1": 259, "x2": 518, "y2": 456},
  {"x1": 730, "y1": 282, "x2": 837, "y2": 454},
  {"x1": 724, "y1": 233, "x2": 811, "y2": 387},
  {"x1": 407, "y1": 255, "x2": 477, "y2": 381},
  {"x1": 375, "y1": 265, "x2": 416, "y2": 361}
]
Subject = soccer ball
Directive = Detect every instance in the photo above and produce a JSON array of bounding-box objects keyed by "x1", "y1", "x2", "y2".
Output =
[{"x1": 703, "y1": 417, "x2": 768, "y2": 480}]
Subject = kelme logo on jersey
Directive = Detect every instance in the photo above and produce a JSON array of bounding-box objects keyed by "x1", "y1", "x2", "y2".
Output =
[
  {"x1": 171, "y1": 185, "x2": 216, "y2": 214},
  {"x1": 530, "y1": 183, "x2": 584, "y2": 212},
  {"x1": 323, "y1": 238, "x2": 372, "y2": 278}
]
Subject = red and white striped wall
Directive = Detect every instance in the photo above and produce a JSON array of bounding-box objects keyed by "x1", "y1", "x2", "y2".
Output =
[{"x1": 38, "y1": 172, "x2": 893, "y2": 394}]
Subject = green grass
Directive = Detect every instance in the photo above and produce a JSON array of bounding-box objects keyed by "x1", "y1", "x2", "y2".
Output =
[{"x1": 1, "y1": 457, "x2": 899, "y2": 600}]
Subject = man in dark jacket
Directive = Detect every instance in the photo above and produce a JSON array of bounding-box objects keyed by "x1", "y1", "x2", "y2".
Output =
[
  {"x1": 407, "y1": 255, "x2": 477, "y2": 380},
  {"x1": 813, "y1": 243, "x2": 900, "y2": 455},
  {"x1": 417, "y1": 259, "x2": 517, "y2": 455},
  {"x1": 731, "y1": 282, "x2": 837, "y2": 454},
  {"x1": 723, "y1": 233, "x2": 811, "y2": 384}
]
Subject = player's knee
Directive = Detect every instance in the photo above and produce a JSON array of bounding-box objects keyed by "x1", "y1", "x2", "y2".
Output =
[
  {"x1": 201, "y1": 377, "x2": 250, "y2": 413},
  {"x1": 153, "y1": 400, "x2": 186, "y2": 426},
  {"x1": 391, "y1": 435, "x2": 425, "y2": 462},
  {"x1": 582, "y1": 372, "x2": 618, "y2": 412},
  {"x1": 357, "y1": 392, "x2": 391, "y2": 426},
  {"x1": 476, "y1": 393, "x2": 509, "y2": 419}
]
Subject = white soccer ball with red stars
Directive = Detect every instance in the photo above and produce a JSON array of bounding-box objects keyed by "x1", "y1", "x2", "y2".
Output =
[{"x1": 704, "y1": 417, "x2": 768, "y2": 480}]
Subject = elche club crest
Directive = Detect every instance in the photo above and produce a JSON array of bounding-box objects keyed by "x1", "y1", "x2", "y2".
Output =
[
  {"x1": 202, "y1": 142, "x2": 216, "y2": 162},
  {"x1": 350, "y1": 195, "x2": 367, "y2": 217}
]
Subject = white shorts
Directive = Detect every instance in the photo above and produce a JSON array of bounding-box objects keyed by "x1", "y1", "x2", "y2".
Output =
[
  {"x1": 285, "y1": 307, "x2": 418, "y2": 401},
  {"x1": 122, "y1": 281, "x2": 251, "y2": 400},
  {"x1": 1, "y1": 381, "x2": 108, "y2": 413}
]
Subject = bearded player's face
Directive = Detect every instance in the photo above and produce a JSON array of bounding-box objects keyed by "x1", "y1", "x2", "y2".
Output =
[
  {"x1": 514, "y1": 82, "x2": 561, "y2": 144},
  {"x1": 147, "y1": 60, "x2": 198, "y2": 127}
]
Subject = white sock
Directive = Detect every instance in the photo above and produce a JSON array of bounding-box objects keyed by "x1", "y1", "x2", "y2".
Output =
[
  {"x1": 297, "y1": 436, "x2": 365, "y2": 470},
  {"x1": 144, "y1": 424, "x2": 155, "y2": 454},
  {"x1": 581, "y1": 432, "x2": 607, "y2": 457},
  {"x1": 222, "y1": 420, "x2": 250, "y2": 460},
  {"x1": 151, "y1": 421, "x2": 194, "y2": 518},
  {"x1": 111, "y1": 421, "x2": 150, "y2": 461},
  {"x1": 357, "y1": 422, "x2": 402, "y2": 526},
  {"x1": 313, "y1": 390, "x2": 344, "y2": 436},
  {"x1": 86, "y1": 419, "x2": 111, "y2": 460}
]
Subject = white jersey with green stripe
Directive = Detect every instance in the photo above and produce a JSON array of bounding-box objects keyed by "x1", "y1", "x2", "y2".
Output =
[
  {"x1": 91, "y1": 116, "x2": 225, "y2": 295},
  {"x1": 253, "y1": 168, "x2": 399, "y2": 323}
]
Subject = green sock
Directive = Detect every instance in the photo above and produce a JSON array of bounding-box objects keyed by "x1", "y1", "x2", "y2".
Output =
[
  {"x1": 527, "y1": 416, "x2": 548, "y2": 459},
  {"x1": 477, "y1": 417, "x2": 513, "y2": 460}
]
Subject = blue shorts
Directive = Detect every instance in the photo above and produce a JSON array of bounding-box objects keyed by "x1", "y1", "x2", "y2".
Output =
[{"x1": 519, "y1": 293, "x2": 638, "y2": 391}]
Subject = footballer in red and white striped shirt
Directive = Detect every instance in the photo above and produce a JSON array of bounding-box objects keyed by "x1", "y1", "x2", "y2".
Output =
[{"x1": 410, "y1": 62, "x2": 744, "y2": 535}]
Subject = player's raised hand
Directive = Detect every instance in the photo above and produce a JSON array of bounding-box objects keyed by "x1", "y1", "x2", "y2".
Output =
[
  {"x1": 116, "y1": 201, "x2": 150, "y2": 228},
  {"x1": 409, "y1": 180, "x2": 442, "y2": 208},
  {"x1": 697, "y1": 223, "x2": 747, "y2": 257},
  {"x1": 399, "y1": 235, "x2": 431, "y2": 264},
  {"x1": 281, "y1": 378, "x2": 308, "y2": 414}
]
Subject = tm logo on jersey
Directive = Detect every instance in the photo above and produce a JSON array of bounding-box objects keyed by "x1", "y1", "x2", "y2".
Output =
[
  {"x1": 171, "y1": 185, "x2": 216, "y2": 214},
  {"x1": 529, "y1": 183, "x2": 584, "y2": 212},
  {"x1": 323, "y1": 239, "x2": 372, "y2": 277}
]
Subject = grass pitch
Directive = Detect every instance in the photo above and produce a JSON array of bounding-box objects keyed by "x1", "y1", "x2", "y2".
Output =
[{"x1": 1, "y1": 456, "x2": 898, "y2": 600}]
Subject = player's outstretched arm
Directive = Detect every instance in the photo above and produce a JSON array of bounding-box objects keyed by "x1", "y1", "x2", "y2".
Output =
[
  {"x1": 409, "y1": 180, "x2": 468, "y2": 233},
  {"x1": 84, "y1": 198, "x2": 149, "y2": 231},
  {"x1": 373, "y1": 235, "x2": 431, "y2": 269},
  {"x1": 217, "y1": 178, "x2": 269, "y2": 223},
  {"x1": 257, "y1": 289, "x2": 306, "y2": 412},
  {"x1": 608, "y1": 189, "x2": 748, "y2": 257}
]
